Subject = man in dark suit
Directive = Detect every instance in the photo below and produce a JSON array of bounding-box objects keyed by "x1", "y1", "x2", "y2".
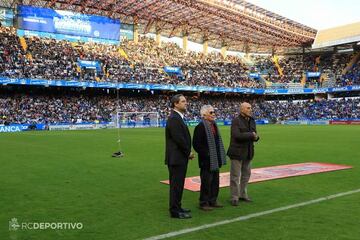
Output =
[
  {"x1": 165, "y1": 94, "x2": 194, "y2": 219},
  {"x1": 227, "y1": 102, "x2": 260, "y2": 206},
  {"x1": 193, "y1": 105, "x2": 226, "y2": 211}
]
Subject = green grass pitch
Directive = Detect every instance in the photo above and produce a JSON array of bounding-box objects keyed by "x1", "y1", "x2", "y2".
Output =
[{"x1": 1, "y1": 125, "x2": 360, "y2": 240}]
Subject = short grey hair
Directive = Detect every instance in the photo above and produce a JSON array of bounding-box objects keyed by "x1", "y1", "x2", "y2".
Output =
[{"x1": 200, "y1": 105, "x2": 213, "y2": 117}]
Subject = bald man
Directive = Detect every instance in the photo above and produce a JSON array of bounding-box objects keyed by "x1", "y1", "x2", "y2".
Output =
[{"x1": 227, "y1": 102, "x2": 260, "y2": 206}]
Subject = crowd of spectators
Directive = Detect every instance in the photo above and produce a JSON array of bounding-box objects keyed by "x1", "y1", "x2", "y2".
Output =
[
  {"x1": 0, "y1": 27, "x2": 27, "y2": 78},
  {"x1": 0, "y1": 27, "x2": 260, "y2": 88},
  {"x1": 1, "y1": 26, "x2": 360, "y2": 89},
  {"x1": 250, "y1": 53, "x2": 359, "y2": 88},
  {"x1": 255, "y1": 98, "x2": 360, "y2": 121},
  {"x1": 1, "y1": 91, "x2": 359, "y2": 125},
  {"x1": 337, "y1": 60, "x2": 360, "y2": 87}
]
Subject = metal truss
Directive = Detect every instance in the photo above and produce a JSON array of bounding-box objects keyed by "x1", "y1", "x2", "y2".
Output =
[{"x1": 0, "y1": 0, "x2": 317, "y2": 53}]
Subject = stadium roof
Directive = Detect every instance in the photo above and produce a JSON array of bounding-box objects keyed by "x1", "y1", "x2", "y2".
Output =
[
  {"x1": 2, "y1": 0, "x2": 317, "y2": 52},
  {"x1": 312, "y1": 22, "x2": 360, "y2": 49}
]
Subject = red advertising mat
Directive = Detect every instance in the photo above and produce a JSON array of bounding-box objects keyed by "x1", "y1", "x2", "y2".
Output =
[
  {"x1": 160, "y1": 162, "x2": 352, "y2": 192},
  {"x1": 329, "y1": 120, "x2": 360, "y2": 125}
]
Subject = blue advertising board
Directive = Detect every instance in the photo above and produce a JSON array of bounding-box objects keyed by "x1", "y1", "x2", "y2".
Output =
[
  {"x1": 17, "y1": 29, "x2": 120, "y2": 45},
  {"x1": 249, "y1": 73, "x2": 260, "y2": 79},
  {"x1": 306, "y1": 72, "x2": 321, "y2": 78},
  {"x1": 0, "y1": 124, "x2": 46, "y2": 133},
  {"x1": 0, "y1": 77, "x2": 359, "y2": 95},
  {"x1": 163, "y1": 67, "x2": 182, "y2": 74},
  {"x1": 77, "y1": 60, "x2": 102, "y2": 71},
  {"x1": 0, "y1": 7, "x2": 14, "y2": 26},
  {"x1": 17, "y1": 5, "x2": 120, "y2": 40}
]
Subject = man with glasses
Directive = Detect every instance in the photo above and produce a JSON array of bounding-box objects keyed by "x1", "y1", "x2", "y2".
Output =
[
  {"x1": 193, "y1": 105, "x2": 227, "y2": 211},
  {"x1": 228, "y1": 102, "x2": 260, "y2": 206}
]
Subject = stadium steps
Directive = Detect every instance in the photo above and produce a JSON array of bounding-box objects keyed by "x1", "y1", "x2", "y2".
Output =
[
  {"x1": 257, "y1": 74, "x2": 267, "y2": 88},
  {"x1": 342, "y1": 51, "x2": 360, "y2": 75},
  {"x1": 321, "y1": 71, "x2": 336, "y2": 87},
  {"x1": 240, "y1": 55, "x2": 268, "y2": 87}
]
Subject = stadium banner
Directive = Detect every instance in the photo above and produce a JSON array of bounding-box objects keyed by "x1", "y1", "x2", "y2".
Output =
[
  {"x1": 77, "y1": 60, "x2": 102, "y2": 71},
  {"x1": 184, "y1": 120, "x2": 238, "y2": 127},
  {"x1": 283, "y1": 120, "x2": 329, "y2": 125},
  {"x1": 161, "y1": 120, "x2": 240, "y2": 128},
  {"x1": 96, "y1": 82, "x2": 117, "y2": 88},
  {"x1": 217, "y1": 87, "x2": 234, "y2": 93},
  {"x1": 311, "y1": 88, "x2": 328, "y2": 93},
  {"x1": 16, "y1": 29, "x2": 120, "y2": 45},
  {"x1": 283, "y1": 120, "x2": 302, "y2": 125},
  {"x1": 197, "y1": 86, "x2": 214, "y2": 92},
  {"x1": 175, "y1": 85, "x2": 198, "y2": 91},
  {"x1": 223, "y1": 120, "x2": 232, "y2": 126},
  {"x1": 256, "y1": 119, "x2": 269, "y2": 124},
  {"x1": 249, "y1": 73, "x2": 260, "y2": 79},
  {"x1": 120, "y1": 23, "x2": 134, "y2": 41},
  {"x1": 17, "y1": 5, "x2": 121, "y2": 41},
  {"x1": 329, "y1": 120, "x2": 360, "y2": 125},
  {"x1": 235, "y1": 88, "x2": 258, "y2": 94},
  {"x1": 0, "y1": 7, "x2": 14, "y2": 26},
  {"x1": 215, "y1": 120, "x2": 225, "y2": 126},
  {"x1": 307, "y1": 120, "x2": 329, "y2": 125},
  {"x1": 0, "y1": 123, "x2": 46, "y2": 133},
  {"x1": 264, "y1": 88, "x2": 315, "y2": 94},
  {"x1": 306, "y1": 72, "x2": 321, "y2": 78},
  {"x1": 1, "y1": 77, "x2": 360, "y2": 95},
  {"x1": 329, "y1": 85, "x2": 360, "y2": 92},
  {"x1": 163, "y1": 67, "x2": 182, "y2": 74},
  {"x1": 48, "y1": 125, "x2": 71, "y2": 131},
  {"x1": 151, "y1": 84, "x2": 176, "y2": 91},
  {"x1": 49, "y1": 123, "x2": 114, "y2": 131},
  {"x1": 0, "y1": 125, "x2": 26, "y2": 133}
]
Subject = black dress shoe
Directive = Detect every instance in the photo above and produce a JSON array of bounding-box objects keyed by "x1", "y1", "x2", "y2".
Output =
[
  {"x1": 180, "y1": 208, "x2": 191, "y2": 213},
  {"x1": 239, "y1": 197, "x2": 252, "y2": 202},
  {"x1": 170, "y1": 212, "x2": 192, "y2": 219}
]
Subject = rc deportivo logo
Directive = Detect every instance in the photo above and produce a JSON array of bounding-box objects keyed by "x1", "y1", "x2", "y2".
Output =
[{"x1": 9, "y1": 218, "x2": 20, "y2": 231}]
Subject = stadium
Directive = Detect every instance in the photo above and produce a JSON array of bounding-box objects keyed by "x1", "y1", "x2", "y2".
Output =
[{"x1": 1, "y1": 0, "x2": 359, "y2": 239}]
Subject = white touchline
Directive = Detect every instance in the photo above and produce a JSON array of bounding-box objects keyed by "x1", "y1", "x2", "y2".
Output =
[{"x1": 144, "y1": 188, "x2": 360, "y2": 240}]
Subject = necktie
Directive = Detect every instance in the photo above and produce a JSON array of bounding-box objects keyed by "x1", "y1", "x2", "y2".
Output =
[{"x1": 183, "y1": 117, "x2": 187, "y2": 124}]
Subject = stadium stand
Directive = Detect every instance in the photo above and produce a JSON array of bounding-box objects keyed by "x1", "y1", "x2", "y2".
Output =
[
  {"x1": 0, "y1": 0, "x2": 359, "y2": 128},
  {"x1": 1, "y1": 25, "x2": 359, "y2": 89},
  {"x1": 1, "y1": 87, "x2": 359, "y2": 125}
]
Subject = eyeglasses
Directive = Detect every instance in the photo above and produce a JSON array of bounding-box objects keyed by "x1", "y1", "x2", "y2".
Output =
[{"x1": 209, "y1": 111, "x2": 215, "y2": 115}]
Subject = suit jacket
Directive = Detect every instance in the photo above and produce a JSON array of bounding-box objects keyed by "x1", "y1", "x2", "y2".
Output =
[
  {"x1": 165, "y1": 111, "x2": 191, "y2": 166},
  {"x1": 227, "y1": 114, "x2": 259, "y2": 161},
  {"x1": 193, "y1": 121, "x2": 221, "y2": 170}
]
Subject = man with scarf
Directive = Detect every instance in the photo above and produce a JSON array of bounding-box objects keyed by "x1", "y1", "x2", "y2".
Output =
[
  {"x1": 193, "y1": 105, "x2": 227, "y2": 211},
  {"x1": 227, "y1": 102, "x2": 260, "y2": 206}
]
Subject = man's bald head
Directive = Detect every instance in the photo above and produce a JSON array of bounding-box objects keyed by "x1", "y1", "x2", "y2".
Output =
[{"x1": 240, "y1": 102, "x2": 252, "y2": 118}]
